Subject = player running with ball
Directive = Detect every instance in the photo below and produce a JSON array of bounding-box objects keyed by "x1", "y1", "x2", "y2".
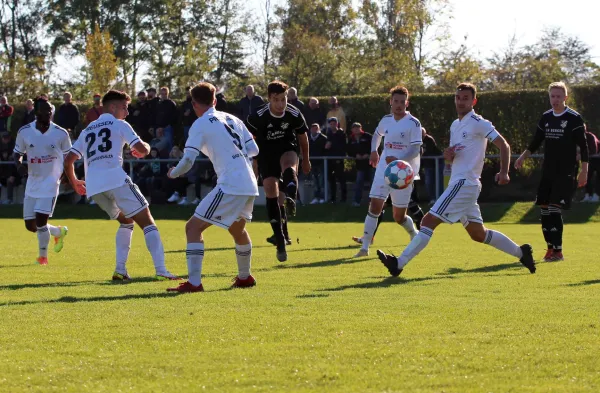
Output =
[
  {"x1": 377, "y1": 83, "x2": 536, "y2": 276},
  {"x1": 166, "y1": 82, "x2": 260, "y2": 293}
]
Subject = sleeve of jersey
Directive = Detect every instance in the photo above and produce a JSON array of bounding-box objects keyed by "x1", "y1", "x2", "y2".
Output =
[
  {"x1": 242, "y1": 124, "x2": 259, "y2": 158},
  {"x1": 410, "y1": 122, "x2": 423, "y2": 145},
  {"x1": 480, "y1": 120, "x2": 499, "y2": 142},
  {"x1": 527, "y1": 117, "x2": 545, "y2": 153},
  {"x1": 294, "y1": 113, "x2": 309, "y2": 135},
  {"x1": 169, "y1": 150, "x2": 197, "y2": 178},
  {"x1": 574, "y1": 119, "x2": 589, "y2": 162},
  {"x1": 61, "y1": 132, "x2": 72, "y2": 153},
  {"x1": 69, "y1": 136, "x2": 84, "y2": 158},
  {"x1": 13, "y1": 130, "x2": 25, "y2": 155},
  {"x1": 245, "y1": 114, "x2": 259, "y2": 136},
  {"x1": 184, "y1": 122, "x2": 203, "y2": 156},
  {"x1": 122, "y1": 121, "x2": 141, "y2": 147}
]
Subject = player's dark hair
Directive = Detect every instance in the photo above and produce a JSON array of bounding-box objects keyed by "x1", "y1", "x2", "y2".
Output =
[
  {"x1": 190, "y1": 82, "x2": 216, "y2": 106},
  {"x1": 456, "y1": 83, "x2": 477, "y2": 99},
  {"x1": 102, "y1": 90, "x2": 131, "y2": 106},
  {"x1": 267, "y1": 80, "x2": 288, "y2": 97},
  {"x1": 36, "y1": 99, "x2": 53, "y2": 113},
  {"x1": 390, "y1": 85, "x2": 409, "y2": 98}
]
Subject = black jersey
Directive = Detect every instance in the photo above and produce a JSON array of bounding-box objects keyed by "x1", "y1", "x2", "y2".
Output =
[
  {"x1": 246, "y1": 103, "x2": 308, "y2": 151},
  {"x1": 528, "y1": 107, "x2": 588, "y2": 176}
]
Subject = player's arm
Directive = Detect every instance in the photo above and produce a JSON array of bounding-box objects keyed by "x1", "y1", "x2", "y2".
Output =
[
  {"x1": 515, "y1": 118, "x2": 545, "y2": 169},
  {"x1": 575, "y1": 120, "x2": 589, "y2": 187},
  {"x1": 491, "y1": 133, "x2": 511, "y2": 185},
  {"x1": 13, "y1": 130, "x2": 27, "y2": 176},
  {"x1": 241, "y1": 122, "x2": 259, "y2": 158},
  {"x1": 64, "y1": 142, "x2": 87, "y2": 195},
  {"x1": 169, "y1": 123, "x2": 202, "y2": 178},
  {"x1": 370, "y1": 124, "x2": 384, "y2": 167},
  {"x1": 122, "y1": 122, "x2": 150, "y2": 158}
]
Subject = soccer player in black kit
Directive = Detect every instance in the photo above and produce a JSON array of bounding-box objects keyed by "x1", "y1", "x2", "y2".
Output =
[
  {"x1": 246, "y1": 81, "x2": 311, "y2": 262},
  {"x1": 515, "y1": 82, "x2": 588, "y2": 262}
]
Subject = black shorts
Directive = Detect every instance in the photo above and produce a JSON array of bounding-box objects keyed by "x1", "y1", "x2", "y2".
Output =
[
  {"x1": 258, "y1": 148, "x2": 297, "y2": 180},
  {"x1": 535, "y1": 174, "x2": 575, "y2": 210}
]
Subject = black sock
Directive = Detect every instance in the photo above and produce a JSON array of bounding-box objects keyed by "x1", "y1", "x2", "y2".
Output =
[
  {"x1": 266, "y1": 197, "x2": 284, "y2": 244},
  {"x1": 549, "y1": 205, "x2": 563, "y2": 250},
  {"x1": 408, "y1": 203, "x2": 424, "y2": 230},
  {"x1": 280, "y1": 205, "x2": 289, "y2": 240},
  {"x1": 283, "y1": 168, "x2": 298, "y2": 200},
  {"x1": 540, "y1": 207, "x2": 553, "y2": 249},
  {"x1": 373, "y1": 209, "x2": 385, "y2": 238}
]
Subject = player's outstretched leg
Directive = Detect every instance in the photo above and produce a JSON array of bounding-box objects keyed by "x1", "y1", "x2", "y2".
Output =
[
  {"x1": 465, "y1": 222, "x2": 536, "y2": 274},
  {"x1": 113, "y1": 220, "x2": 134, "y2": 281},
  {"x1": 229, "y1": 219, "x2": 256, "y2": 288},
  {"x1": 168, "y1": 216, "x2": 207, "y2": 293},
  {"x1": 392, "y1": 207, "x2": 418, "y2": 240},
  {"x1": 408, "y1": 187, "x2": 424, "y2": 230},
  {"x1": 547, "y1": 205, "x2": 564, "y2": 261}
]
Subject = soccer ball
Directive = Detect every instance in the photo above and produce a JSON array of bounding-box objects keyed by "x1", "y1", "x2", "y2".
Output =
[{"x1": 384, "y1": 160, "x2": 414, "y2": 190}]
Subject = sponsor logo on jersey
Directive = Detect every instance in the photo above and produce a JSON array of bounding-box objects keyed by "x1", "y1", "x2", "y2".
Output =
[
  {"x1": 400, "y1": 132, "x2": 405, "y2": 138},
  {"x1": 545, "y1": 123, "x2": 549, "y2": 127},
  {"x1": 453, "y1": 144, "x2": 466, "y2": 152},
  {"x1": 267, "y1": 123, "x2": 273, "y2": 128},
  {"x1": 29, "y1": 154, "x2": 58, "y2": 164},
  {"x1": 89, "y1": 154, "x2": 114, "y2": 164},
  {"x1": 561, "y1": 120, "x2": 568, "y2": 129},
  {"x1": 29, "y1": 144, "x2": 34, "y2": 148},
  {"x1": 384, "y1": 141, "x2": 407, "y2": 150},
  {"x1": 462, "y1": 132, "x2": 467, "y2": 138},
  {"x1": 51, "y1": 144, "x2": 56, "y2": 148},
  {"x1": 281, "y1": 122, "x2": 289, "y2": 130}
]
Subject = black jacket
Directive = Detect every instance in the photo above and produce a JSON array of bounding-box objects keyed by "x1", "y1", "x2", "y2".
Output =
[
  {"x1": 304, "y1": 107, "x2": 326, "y2": 129},
  {"x1": 347, "y1": 132, "x2": 372, "y2": 170},
  {"x1": 155, "y1": 98, "x2": 178, "y2": 128},
  {"x1": 422, "y1": 134, "x2": 442, "y2": 169},
  {"x1": 56, "y1": 103, "x2": 80, "y2": 131},
  {"x1": 180, "y1": 98, "x2": 197, "y2": 127},
  {"x1": 308, "y1": 132, "x2": 328, "y2": 167},
  {"x1": 326, "y1": 129, "x2": 347, "y2": 157},
  {"x1": 238, "y1": 95, "x2": 264, "y2": 121},
  {"x1": 216, "y1": 93, "x2": 228, "y2": 112},
  {"x1": 22, "y1": 110, "x2": 35, "y2": 127},
  {"x1": 289, "y1": 98, "x2": 305, "y2": 114},
  {"x1": 128, "y1": 101, "x2": 154, "y2": 141}
]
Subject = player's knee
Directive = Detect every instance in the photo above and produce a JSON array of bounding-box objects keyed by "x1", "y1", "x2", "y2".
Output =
[
  {"x1": 468, "y1": 228, "x2": 486, "y2": 243},
  {"x1": 282, "y1": 167, "x2": 296, "y2": 184},
  {"x1": 420, "y1": 213, "x2": 437, "y2": 229},
  {"x1": 368, "y1": 199, "x2": 384, "y2": 215},
  {"x1": 393, "y1": 210, "x2": 407, "y2": 224},
  {"x1": 24, "y1": 221, "x2": 36, "y2": 233}
]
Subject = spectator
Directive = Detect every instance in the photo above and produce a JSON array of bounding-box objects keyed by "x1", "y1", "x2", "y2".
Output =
[
  {"x1": 216, "y1": 91, "x2": 228, "y2": 112},
  {"x1": 421, "y1": 127, "x2": 443, "y2": 204},
  {"x1": 237, "y1": 85, "x2": 264, "y2": 121},
  {"x1": 305, "y1": 97, "x2": 326, "y2": 130},
  {"x1": 22, "y1": 99, "x2": 35, "y2": 126},
  {"x1": 85, "y1": 93, "x2": 103, "y2": 126},
  {"x1": 155, "y1": 86, "x2": 177, "y2": 146},
  {"x1": 325, "y1": 117, "x2": 347, "y2": 203},
  {"x1": 326, "y1": 96, "x2": 346, "y2": 134},
  {"x1": 0, "y1": 96, "x2": 14, "y2": 133},
  {"x1": 128, "y1": 91, "x2": 153, "y2": 142},
  {"x1": 288, "y1": 87, "x2": 305, "y2": 113},
  {"x1": 181, "y1": 87, "x2": 197, "y2": 142},
  {"x1": 308, "y1": 123, "x2": 328, "y2": 204},
  {"x1": 347, "y1": 123, "x2": 372, "y2": 206},
  {"x1": 150, "y1": 127, "x2": 171, "y2": 158},
  {"x1": 0, "y1": 132, "x2": 20, "y2": 204},
  {"x1": 135, "y1": 147, "x2": 166, "y2": 197},
  {"x1": 582, "y1": 125, "x2": 600, "y2": 202},
  {"x1": 146, "y1": 87, "x2": 159, "y2": 136},
  {"x1": 56, "y1": 92, "x2": 79, "y2": 133}
]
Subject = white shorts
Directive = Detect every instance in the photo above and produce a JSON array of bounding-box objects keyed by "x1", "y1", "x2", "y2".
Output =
[
  {"x1": 369, "y1": 165, "x2": 413, "y2": 208},
  {"x1": 23, "y1": 196, "x2": 57, "y2": 220},
  {"x1": 194, "y1": 187, "x2": 255, "y2": 229},
  {"x1": 92, "y1": 180, "x2": 149, "y2": 219},
  {"x1": 429, "y1": 180, "x2": 483, "y2": 226}
]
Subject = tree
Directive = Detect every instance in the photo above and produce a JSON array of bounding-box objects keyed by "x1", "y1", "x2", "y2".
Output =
[
  {"x1": 428, "y1": 42, "x2": 486, "y2": 92},
  {"x1": 85, "y1": 25, "x2": 117, "y2": 94}
]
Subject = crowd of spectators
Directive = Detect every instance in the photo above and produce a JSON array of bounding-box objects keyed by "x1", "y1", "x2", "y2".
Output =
[{"x1": 2, "y1": 86, "x2": 599, "y2": 207}]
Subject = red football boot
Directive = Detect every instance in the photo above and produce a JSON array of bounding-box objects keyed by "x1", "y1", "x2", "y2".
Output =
[
  {"x1": 231, "y1": 275, "x2": 256, "y2": 288},
  {"x1": 167, "y1": 281, "x2": 204, "y2": 293}
]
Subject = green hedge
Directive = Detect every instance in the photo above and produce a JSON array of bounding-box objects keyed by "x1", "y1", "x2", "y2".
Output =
[{"x1": 5, "y1": 85, "x2": 599, "y2": 152}]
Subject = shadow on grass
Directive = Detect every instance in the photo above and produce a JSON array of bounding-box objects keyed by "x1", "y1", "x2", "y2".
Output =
[
  {"x1": 0, "y1": 292, "x2": 182, "y2": 307},
  {"x1": 0, "y1": 264, "x2": 37, "y2": 269},
  {"x1": 437, "y1": 262, "x2": 526, "y2": 276},
  {"x1": 273, "y1": 256, "x2": 363, "y2": 270},
  {"x1": 320, "y1": 275, "x2": 454, "y2": 292},
  {"x1": 0, "y1": 280, "x2": 104, "y2": 291},
  {"x1": 165, "y1": 245, "x2": 272, "y2": 254},
  {"x1": 566, "y1": 279, "x2": 600, "y2": 287},
  {"x1": 482, "y1": 202, "x2": 517, "y2": 223},
  {"x1": 296, "y1": 293, "x2": 330, "y2": 299}
]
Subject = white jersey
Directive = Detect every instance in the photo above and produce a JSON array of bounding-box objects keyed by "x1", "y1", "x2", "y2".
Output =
[
  {"x1": 70, "y1": 113, "x2": 142, "y2": 197},
  {"x1": 448, "y1": 110, "x2": 499, "y2": 186},
  {"x1": 185, "y1": 108, "x2": 258, "y2": 196},
  {"x1": 14, "y1": 121, "x2": 71, "y2": 198},
  {"x1": 374, "y1": 111, "x2": 422, "y2": 178}
]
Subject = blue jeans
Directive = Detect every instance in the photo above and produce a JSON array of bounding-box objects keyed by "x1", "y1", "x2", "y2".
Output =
[
  {"x1": 354, "y1": 169, "x2": 370, "y2": 204},
  {"x1": 312, "y1": 166, "x2": 324, "y2": 199}
]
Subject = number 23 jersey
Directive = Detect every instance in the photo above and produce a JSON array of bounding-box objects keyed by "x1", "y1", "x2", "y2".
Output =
[{"x1": 70, "y1": 113, "x2": 142, "y2": 197}]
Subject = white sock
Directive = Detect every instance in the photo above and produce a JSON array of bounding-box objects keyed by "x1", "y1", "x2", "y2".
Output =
[
  {"x1": 235, "y1": 243, "x2": 252, "y2": 279},
  {"x1": 143, "y1": 225, "x2": 167, "y2": 275},
  {"x1": 186, "y1": 243, "x2": 204, "y2": 286},
  {"x1": 361, "y1": 212, "x2": 380, "y2": 250},
  {"x1": 400, "y1": 215, "x2": 418, "y2": 239},
  {"x1": 37, "y1": 225, "x2": 50, "y2": 258},
  {"x1": 397, "y1": 226, "x2": 434, "y2": 269},
  {"x1": 484, "y1": 230, "x2": 523, "y2": 259},
  {"x1": 47, "y1": 224, "x2": 61, "y2": 237},
  {"x1": 115, "y1": 223, "x2": 134, "y2": 274}
]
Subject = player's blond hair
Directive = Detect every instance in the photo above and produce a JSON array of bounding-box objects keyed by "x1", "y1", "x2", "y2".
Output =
[{"x1": 548, "y1": 82, "x2": 568, "y2": 95}]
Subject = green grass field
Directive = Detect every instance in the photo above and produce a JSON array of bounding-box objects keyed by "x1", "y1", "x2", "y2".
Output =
[{"x1": 1, "y1": 204, "x2": 600, "y2": 392}]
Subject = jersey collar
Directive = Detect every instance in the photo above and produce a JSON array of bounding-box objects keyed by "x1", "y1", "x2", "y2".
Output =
[
  {"x1": 98, "y1": 113, "x2": 115, "y2": 121},
  {"x1": 458, "y1": 109, "x2": 475, "y2": 122},
  {"x1": 201, "y1": 107, "x2": 216, "y2": 118},
  {"x1": 268, "y1": 104, "x2": 285, "y2": 118},
  {"x1": 552, "y1": 107, "x2": 569, "y2": 117}
]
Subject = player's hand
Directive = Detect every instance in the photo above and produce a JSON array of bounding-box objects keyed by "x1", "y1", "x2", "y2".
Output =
[
  {"x1": 443, "y1": 147, "x2": 456, "y2": 162},
  {"x1": 495, "y1": 172, "x2": 510, "y2": 185},
  {"x1": 578, "y1": 170, "x2": 588, "y2": 188},
  {"x1": 16, "y1": 164, "x2": 27, "y2": 177},
  {"x1": 302, "y1": 159, "x2": 311, "y2": 175},
  {"x1": 167, "y1": 167, "x2": 177, "y2": 179},
  {"x1": 514, "y1": 154, "x2": 526, "y2": 170},
  {"x1": 131, "y1": 149, "x2": 146, "y2": 158},
  {"x1": 385, "y1": 155, "x2": 398, "y2": 165},
  {"x1": 72, "y1": 179, "x2": 86, "y2": 195},
  {"x1": 369, "y1": 151, "x2": 379, "y2": 168}
]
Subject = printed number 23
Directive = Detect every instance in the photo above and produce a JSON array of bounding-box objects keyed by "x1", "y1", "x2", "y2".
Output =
[
  {"x1": 86, "y1": 128, "x2": 112, "y2": 159},
  {"x1": 224, "y1": 124, "x2": 242, "y2": 150}
]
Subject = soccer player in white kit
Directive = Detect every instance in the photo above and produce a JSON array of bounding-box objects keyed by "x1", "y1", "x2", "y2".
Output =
[
  {"x1": 63, "y1": 90, "x2": 179, "y2": 281},
  {"x1": 377, "y1": 83, "x2": 536, "y2": 276},
  {"x1": 353, "y1": 86, "x2": 421, "y2": 258},
  {"x1": 13, "y1": 100, "x2": 70, "y2": 265},
  {"x1": 166, "y1": 82, "x2": 259, "y2": 293}
]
